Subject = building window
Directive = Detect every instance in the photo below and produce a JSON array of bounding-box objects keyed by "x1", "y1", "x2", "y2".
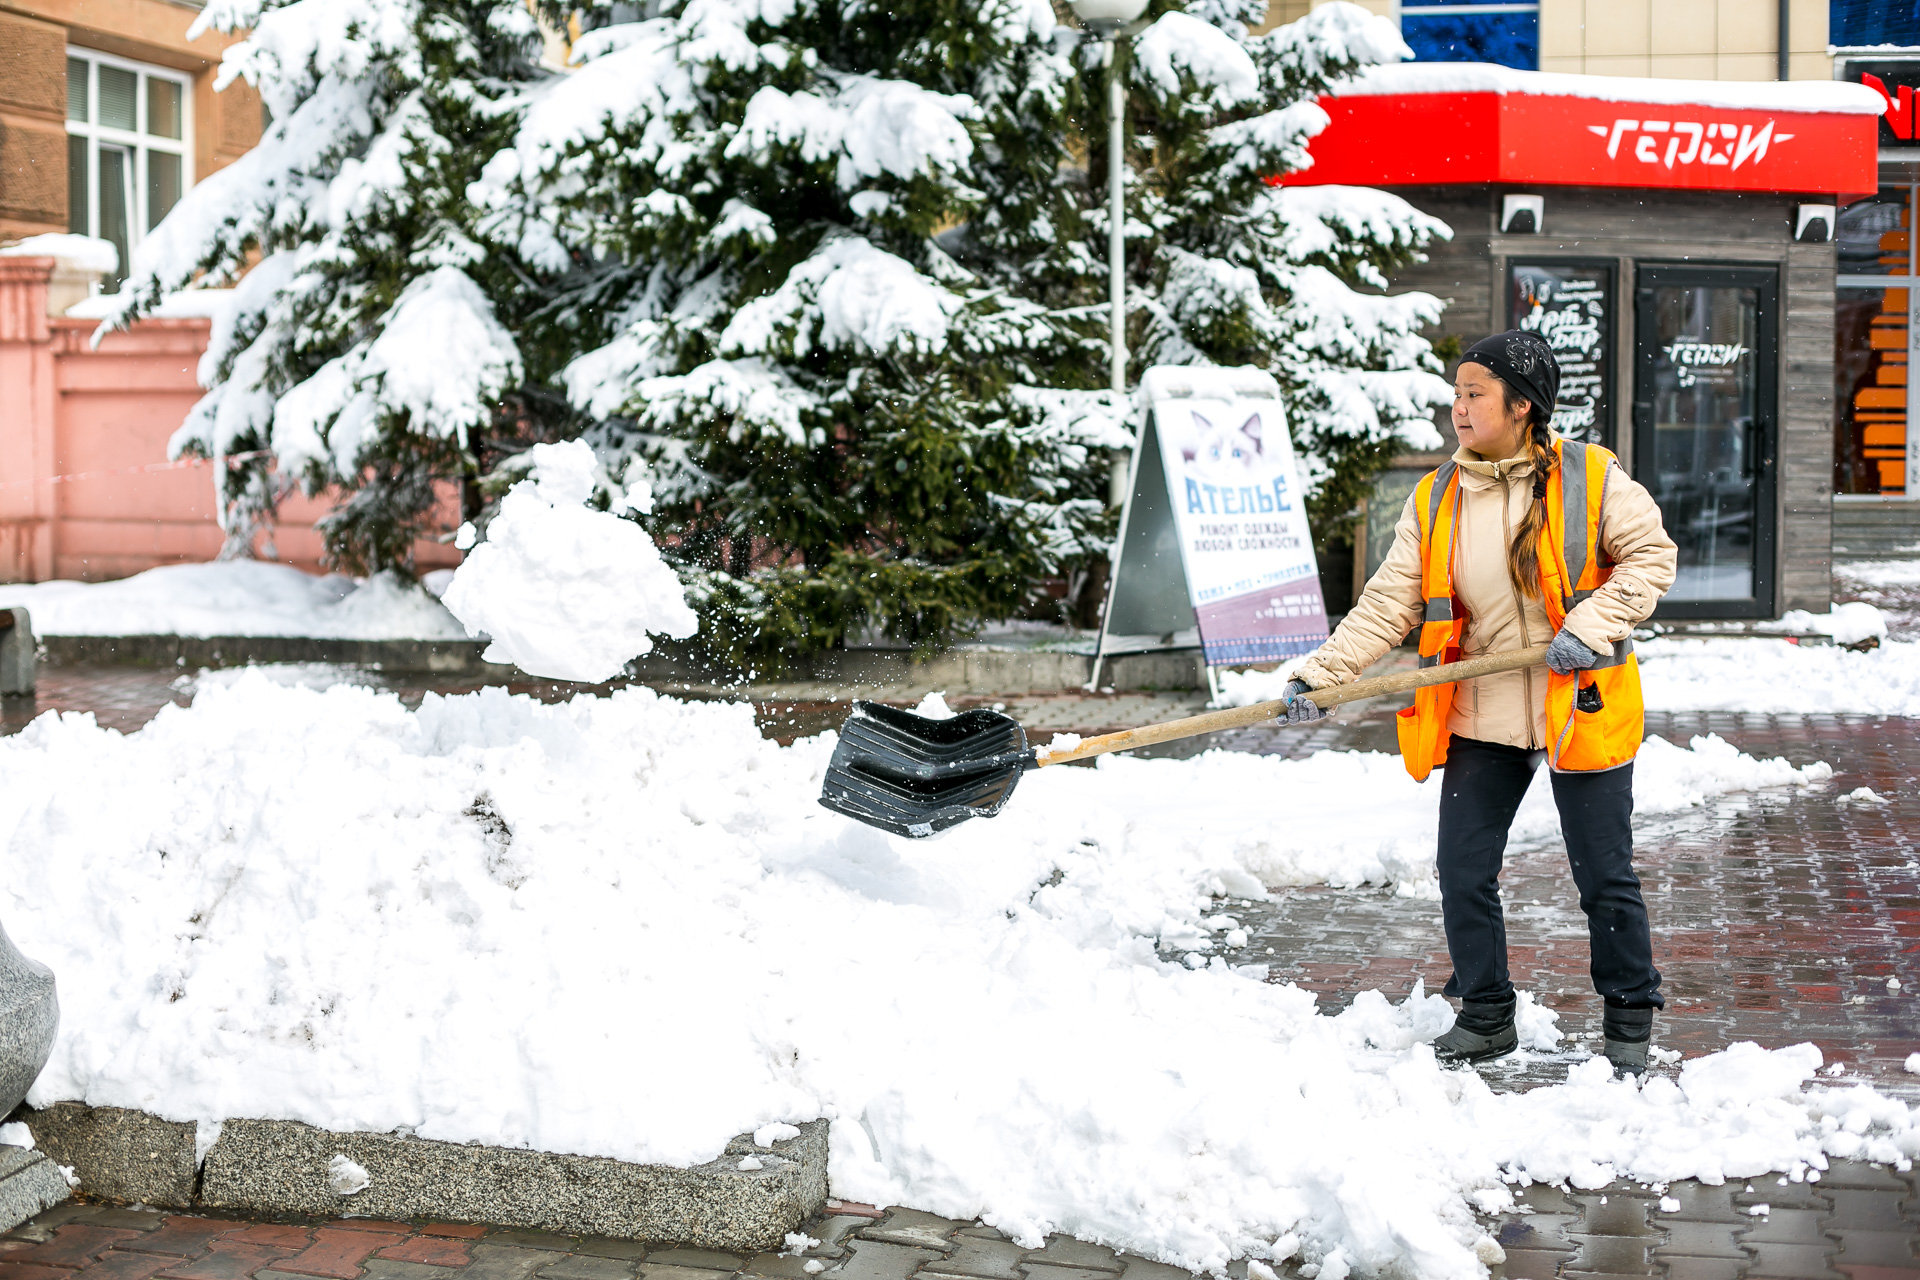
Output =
[
  {"x1": 1400, "y1": 1, "x2": 1540, "y2": 72},
  {"x1": 65, "y1": 49, "x2": 192, "y2": 293},
  {"x1": 1836, "y1": 188, "x2": 1915, "y2": 497},
  {"x1": 1832, "y1": 0, "x2": 1920, "y2": 48}
]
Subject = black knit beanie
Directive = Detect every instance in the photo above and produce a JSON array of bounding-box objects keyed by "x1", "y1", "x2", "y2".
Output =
[{"x1": 1460, "y1": 330, "x2": 1559, "y2": 419}]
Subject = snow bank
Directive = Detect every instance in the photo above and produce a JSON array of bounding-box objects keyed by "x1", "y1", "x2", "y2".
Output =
[
  {"x1": 0, "y1": 233, "x2": 118, "y2": 274},
  {"x1": 441, "y1": 441, "x2": 697, "y2": 683},
  {"x1": 1217, "y1": 621, "x2": 1919, "y2": 717},
  {"x1": 1776, "y1": 602, "x2": 1888, "y2": 648},
  {"x1": 66, "y1": 289, "x2": 235, "y2": 322},
  {"x1": 0, "y1": 563, "x2": 464, "y2": 640},
  {"x1": 1638, "y1": 637, "x2": 1920, "y2": 716},
  {"x1": 1, "y1": 675, "x2": 1888, "y2": 1280},
  {"x1": 1836, "y1": 560, "x2": 1920, "y2": 590}
]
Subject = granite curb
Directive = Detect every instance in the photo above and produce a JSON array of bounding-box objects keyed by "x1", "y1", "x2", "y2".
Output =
[
  {"x1": 35, "y1": 637, "x2": 1207, "y2": 693},
  {"x1": 23, "y1": 1107, "x2": 824, "y2": 1251},
  {"x1": 0, "y1": 1148, "x2": 70, "y2": 1234}
]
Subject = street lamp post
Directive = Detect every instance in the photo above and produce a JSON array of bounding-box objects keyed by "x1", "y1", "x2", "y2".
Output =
[{"x1": 1069, "y1": 0, "x2": 1150, "y2": 507}]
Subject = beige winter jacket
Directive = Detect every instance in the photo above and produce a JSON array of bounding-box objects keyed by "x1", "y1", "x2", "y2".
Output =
[{"x1": 1294, "y1": 441, "x2": 1678, "y2": 750}]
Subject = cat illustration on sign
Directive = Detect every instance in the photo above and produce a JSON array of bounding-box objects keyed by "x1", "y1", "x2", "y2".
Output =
[{"x1": 1182, "y1": 410, "x2": 1264, "y2": 478}]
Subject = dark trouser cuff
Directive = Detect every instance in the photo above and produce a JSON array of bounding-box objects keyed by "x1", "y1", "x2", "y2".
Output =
[
  {"x1": 1457, "y1": 994, "x2": 1517, "y2": 1034},
  {"x1": 1603, "y1": 1004, "x2": 1655, "y2": 1043}
]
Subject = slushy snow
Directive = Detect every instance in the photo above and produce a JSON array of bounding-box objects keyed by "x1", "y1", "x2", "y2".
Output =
[
  {"x1": 440, "y1": 441, "x2": 697, "y2": 683},
  {"x1": 0, "y1": 563, "x2": 464, "y2": 640},
  {"x1": 1, "y1": 673, "x2": 1900, "y2": 1280},
  {"x1": 1211, "y1": 621, "x2": 1920, "y2": 716},
  {"x1": 1775, "y1": 601, "x2": 1889, "y2": 648},
  {"x1": 1638, "y1": 637, "x2": 1920, "y2": 716}
]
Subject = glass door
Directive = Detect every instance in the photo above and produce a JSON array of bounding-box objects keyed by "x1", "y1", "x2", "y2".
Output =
[{"x1": 1633, "y1": 265, "x2": 1779, "y2": 619}]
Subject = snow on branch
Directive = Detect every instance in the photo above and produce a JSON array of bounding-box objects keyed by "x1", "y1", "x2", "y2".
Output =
[
  {"x1": 1257, "y1": 185, "x2": 1451, "y2": 287},
  {"x1": 719, "y1": 237, "x2": 964, "y2": 359},
  {"x1": 1281, "y1": 264, "x2": 1444, "y2": 371},
  {"x1": 1307, "y1": 367, "x2": 1448, "y2": 449},
  {"x1": 488, "y1": 22, "x2": 694, "y2": 182},
  {"x1": 270, "y1": 267, "x2": 522, "y2": 476},
  {"x1": 107, "y1": 0, "x2": 425, "y2": 329},
  {"x1": 635, "y1": 358, "x2": 824, "y2": 448},
  {"x1": 727, "y1": 76, "x2": 978, "y2": 188},
  {"x1": 563, "y1": 325, "x2": 676, "y2": 422},
  {"x1": 1007, "y1": 387, "x2": 1136, "y2": 454},
  {"x1": 1264, "y1": 186, "x2": 1451, "y2": 265},
  {"x1": 361, "y1": 268, "x2": 522, "y2": 442},
  {"x1": 1208, "y1": 101, "x2": 1328, "y2": 184},
  {"x1": 1133, "y1": 13, "x2": 1262, "y2": 110},
  {"x1": 1253, "y1": 0, "x2": 1411, "y2": 93},
  {"x1": 204, "y1": 0, "x2": 415, "y2": 118}
]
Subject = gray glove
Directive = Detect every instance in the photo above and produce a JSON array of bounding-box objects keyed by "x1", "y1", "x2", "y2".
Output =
[
  {"x1": 1545, "y1": 628, "x2": 1603, "y2": 675},
  {"x1": 1280, "y1": 678, "x2": 1326, "y2": 725}
]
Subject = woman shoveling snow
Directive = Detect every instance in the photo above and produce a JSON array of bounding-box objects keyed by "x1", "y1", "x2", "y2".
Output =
[{"x1": 1282, "y1": 330, "x2": 1678, "y2": 1075}]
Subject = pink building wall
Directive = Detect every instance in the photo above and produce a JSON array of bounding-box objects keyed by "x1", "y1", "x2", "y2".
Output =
[{"x1": 0, "y1": 256, "x2": 460, "y2": 583}]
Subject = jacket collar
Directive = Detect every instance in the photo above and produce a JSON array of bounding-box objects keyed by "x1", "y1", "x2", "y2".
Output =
[{"x1": 1452, "y1": 442, "x2": 1536, "y2": 485}]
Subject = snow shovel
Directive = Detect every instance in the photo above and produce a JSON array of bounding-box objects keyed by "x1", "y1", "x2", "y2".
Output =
[{"x1": 818, "y1": 643, "x2": 1551, "y2": 837}]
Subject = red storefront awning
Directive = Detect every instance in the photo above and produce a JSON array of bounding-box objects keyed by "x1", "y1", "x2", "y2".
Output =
[{"x1": 1279, "y1": 64, "x2": 1884, "y2": 197}]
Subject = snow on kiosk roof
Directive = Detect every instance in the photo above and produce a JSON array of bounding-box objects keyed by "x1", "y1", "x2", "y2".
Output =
[{"x1": 1281, "y1": 63, "x2": 1883, "y2": 197}]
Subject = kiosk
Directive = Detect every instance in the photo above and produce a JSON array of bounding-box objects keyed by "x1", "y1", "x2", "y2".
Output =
[{"x1": 1283, "y1": 65, "x2": 1882, "y2": 621}]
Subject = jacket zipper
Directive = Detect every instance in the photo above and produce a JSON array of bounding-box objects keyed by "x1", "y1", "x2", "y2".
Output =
[{"x1": 1499, "y1": 468, "x2": 1538, "y2": 749}]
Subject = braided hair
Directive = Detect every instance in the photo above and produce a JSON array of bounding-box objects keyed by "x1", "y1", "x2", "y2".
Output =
[{"x1": 1494, "y1": 378, "x2": 1557, "y2": 601}]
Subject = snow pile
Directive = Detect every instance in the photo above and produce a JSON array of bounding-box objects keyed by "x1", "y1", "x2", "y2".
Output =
[
  {"x1": 0, "y1": 564, "x2": 464, "y2": 640},
  {"x1": 67, "y1": 289, "x2": 235, "y2": 322},
  {"x1": 1776, "y1": 602, "x2": 1888, "y2": 648},
  {"x1": 1638, "y1": 637, "x2": 1920, "y2": 716},
  {"x1": 0, "y1": 233, "x2": 118, "y2": 274},
  {"x1": 1836, "y1": 560, "x2": 1920, "y2": 591},
  {"x1": 2, "y1": 675, "x2": 1891, "y2": 1279},
  {"x1": 1027, "y1": 732, "x2": 1828, "y2": 907},
  {"x1": 441, "y1": 441, "x2": 697, "y2": 683}
]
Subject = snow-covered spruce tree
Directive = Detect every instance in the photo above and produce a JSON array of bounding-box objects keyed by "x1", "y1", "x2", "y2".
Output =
[
  {"x1": 471, "y1": 0, "x2": 1127, "y2": 665},
  {"x1": 1119, "y1": 2, "x2": 1453, "y2": 571},
  {"x1": 108, "y1": 0, "x2": 552, "y2": 573}
]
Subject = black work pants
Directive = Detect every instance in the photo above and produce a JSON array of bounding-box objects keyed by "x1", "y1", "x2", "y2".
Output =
[{"x1": 1436, "y1": 735, "x2": 1662, "y2": 1008}]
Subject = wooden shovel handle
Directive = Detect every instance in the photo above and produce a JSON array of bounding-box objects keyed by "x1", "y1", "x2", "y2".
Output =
[{"x1": 1034, "y1": 643, "x2": 1551, "y2": 767}]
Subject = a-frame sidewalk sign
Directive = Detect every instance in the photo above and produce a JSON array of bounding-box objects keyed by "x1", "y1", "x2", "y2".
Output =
[{"x1": 1089, "y1": 366, "x2": 1331, "y2": 696}]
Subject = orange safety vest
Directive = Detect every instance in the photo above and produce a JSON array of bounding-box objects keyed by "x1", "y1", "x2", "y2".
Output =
[{"x1": 1394, "y1": 437, "x2": 1644, "y2": 782}]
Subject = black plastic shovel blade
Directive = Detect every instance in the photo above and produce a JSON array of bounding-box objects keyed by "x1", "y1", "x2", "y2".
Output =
[{"x1": 818, "y1": 701, "x2": 1035, "y2": 837}]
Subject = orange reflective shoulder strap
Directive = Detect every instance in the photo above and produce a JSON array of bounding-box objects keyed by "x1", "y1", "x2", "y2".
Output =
[
  {"x1": 1556, "y1": 440, "x2": 1636, "y2": 673},
  {"x1": 1417, "y1": 461, "x2": 1459, "y2": 668}
]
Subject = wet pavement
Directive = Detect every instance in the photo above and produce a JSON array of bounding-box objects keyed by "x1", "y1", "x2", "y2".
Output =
[
  {"x1": 8, "y1": 1161, "x2": 1918, "y2": 1280},
  {"x1": 1213, "y1": 711, "x2": 1920, "y2": 1100}
]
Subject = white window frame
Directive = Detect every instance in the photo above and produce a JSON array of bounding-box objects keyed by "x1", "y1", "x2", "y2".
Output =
[{"x1": 65, "y1": 47, "x2": 195, "y2": 288}]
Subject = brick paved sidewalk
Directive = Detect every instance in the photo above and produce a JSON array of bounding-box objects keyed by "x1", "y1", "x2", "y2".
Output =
[
  {"x1": 1186, "y1": 712, "x2": 1920, "y2": 1099},
  {"x1": 9, "y1": 1167, "x2": 1919, "y2": 1280}
]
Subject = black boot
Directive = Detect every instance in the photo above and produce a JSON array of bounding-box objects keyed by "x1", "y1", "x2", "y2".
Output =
[
  {"x1": 1603, "y1": 1002, "x2": 1655, "y2": 1075},
  {"x1": 1433, "y1": 995, "x2": 1518, "y2": 1063}
]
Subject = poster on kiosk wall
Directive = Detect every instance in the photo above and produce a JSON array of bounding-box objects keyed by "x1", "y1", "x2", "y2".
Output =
[{"x1": 1091, "y1": 366, "x2": 1329, "y2": 684}]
